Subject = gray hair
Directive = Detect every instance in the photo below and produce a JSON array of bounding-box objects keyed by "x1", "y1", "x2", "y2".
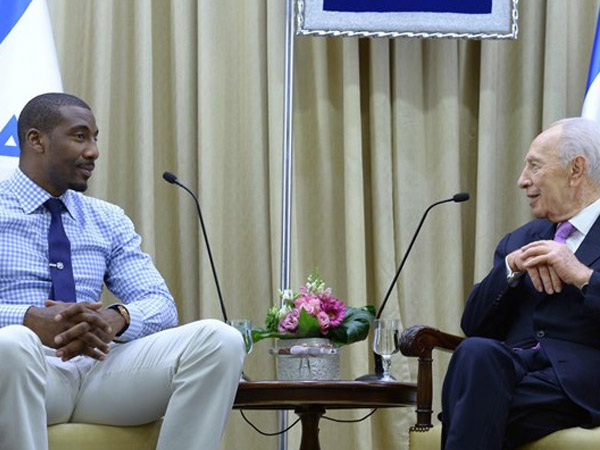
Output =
[{"x1": 550, "y1": 117, "x2": 600, "y2": 184}]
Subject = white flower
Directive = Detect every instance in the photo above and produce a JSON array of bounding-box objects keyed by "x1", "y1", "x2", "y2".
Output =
[
  {"x1": 278, "y1": 304, "x2": 292, "y2": 320},
  {"x1": 279, "y1": 289, "x2": 295, "y2": 301}
]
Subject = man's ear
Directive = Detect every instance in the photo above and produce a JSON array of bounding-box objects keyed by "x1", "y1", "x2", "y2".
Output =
[
  {"x1": 569, "y1": 155, "x2": 587, "y2": 186},
  {"x1": 25, "y1": 129, "x2": 46, "y2": 154}
]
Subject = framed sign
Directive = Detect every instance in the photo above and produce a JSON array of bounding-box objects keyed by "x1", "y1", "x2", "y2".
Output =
[{"x1": 296, "y1": 0, "x2": 519, "y2": 39}]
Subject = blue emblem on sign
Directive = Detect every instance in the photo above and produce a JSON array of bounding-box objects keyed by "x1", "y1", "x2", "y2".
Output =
[{"x1": 0, "y1": 116, "x2": 20, "y2": 157}]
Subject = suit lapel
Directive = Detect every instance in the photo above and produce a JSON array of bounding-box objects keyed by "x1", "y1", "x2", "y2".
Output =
[
  {"x1": 533, "y1": 220, "x2": 555, "y2": 241},
  {"x1": 575, "y1": 215, "x2": 600, "y2": 267}
]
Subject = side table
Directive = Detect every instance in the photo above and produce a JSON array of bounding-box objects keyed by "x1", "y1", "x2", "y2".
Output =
[{"x1": 233, "y1": 380, "x2": 417, "y2": 450}]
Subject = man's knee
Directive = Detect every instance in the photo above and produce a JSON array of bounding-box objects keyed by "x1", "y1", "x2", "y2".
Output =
[
  {"x1": 449, "y1": 336, "x2": 522, "y2": 385},
  {"x1": 454, "y1": 337, "x2": 507, "y2": 360},
  {"x1": 0, "y1": 325, "x2": 45, "y2": 375},
  {"x1": 181, "y1": 320, "x2": 246, "y2": 361}
]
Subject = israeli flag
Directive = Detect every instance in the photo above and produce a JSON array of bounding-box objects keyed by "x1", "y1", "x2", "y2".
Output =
[
  {"x1": 0, "y1": 0, "x2": 62, "y2": 180},
  {"x1": 583, "y1": 8, "x2": 600, "y2": 123}
]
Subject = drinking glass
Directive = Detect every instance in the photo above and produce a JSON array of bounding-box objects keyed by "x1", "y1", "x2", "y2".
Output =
[
  {"x1": 227, "y1": 319, "x2": 253, "y2": 355},
  {"x1": 372, "y1": 319, "x2": 401, "y2": 381}
]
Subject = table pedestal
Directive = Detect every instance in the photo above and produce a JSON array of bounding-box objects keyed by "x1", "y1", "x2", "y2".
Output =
[{"x1": 296, "y1": 406, "x2": 325, "y2": 450}]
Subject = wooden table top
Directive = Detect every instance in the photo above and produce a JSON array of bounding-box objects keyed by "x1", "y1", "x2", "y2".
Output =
[{"x1": 233, "y1": 380, "x2": 417, "y2": 410}]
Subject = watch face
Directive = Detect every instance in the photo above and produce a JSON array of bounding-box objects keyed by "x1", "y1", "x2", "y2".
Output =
[{"x1": 507, "y1": 272, "x2": 521, "y2": 288}]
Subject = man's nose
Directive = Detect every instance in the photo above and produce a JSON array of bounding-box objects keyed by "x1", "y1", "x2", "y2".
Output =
[
  {"x1": 517, "y1": 168, "x2": 529, "y2": 188},
  {"x1": 84, "y1": 142, "x2": 99, "y2": 160}
]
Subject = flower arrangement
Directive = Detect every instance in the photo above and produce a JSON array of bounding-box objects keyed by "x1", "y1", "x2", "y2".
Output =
[{"x1": 252, "y1": 269, "x2": 375, "y2": 347}]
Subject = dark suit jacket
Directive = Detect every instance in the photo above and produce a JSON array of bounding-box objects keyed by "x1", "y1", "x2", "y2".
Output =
[{"x1": 461, "y1": 216, "x2": 600, "y2": 423}]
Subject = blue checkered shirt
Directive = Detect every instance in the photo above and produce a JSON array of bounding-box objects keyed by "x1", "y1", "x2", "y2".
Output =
[{"x1": 0, "y1": 169, "x2": 178, "y2": 341}]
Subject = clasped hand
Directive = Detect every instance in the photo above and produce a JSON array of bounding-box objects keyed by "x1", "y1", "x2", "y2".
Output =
[
  {"x1": 24, "y1": 300, "x2": 121, "y2": 361},
  {"x1": 507, "y1": 240, "x2": 593, "y2": 294}
]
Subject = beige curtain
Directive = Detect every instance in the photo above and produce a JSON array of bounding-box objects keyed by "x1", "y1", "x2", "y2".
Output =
[{"x1": 45, "y1": 0, "x2": 600, "y2": 448}]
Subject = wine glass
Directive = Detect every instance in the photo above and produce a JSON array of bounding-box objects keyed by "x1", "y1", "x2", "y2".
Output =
[
  {"x1": 372, "y1": 319, "x2": 401, "y2": 381},
  {"x1": 227, "y1": 319, "x2": 253, "y2": 355}
]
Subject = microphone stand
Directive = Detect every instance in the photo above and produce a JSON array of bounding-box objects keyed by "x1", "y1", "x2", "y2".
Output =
[
  {"x1": 163, "y1": 172, "x2": 251, "y2": 381},
  {"x1": 163, "y1": 171, "x2": 228, "y2": 322},
  {"x1": 356, "y1": 193, "x2": 470, "y2": 381}
]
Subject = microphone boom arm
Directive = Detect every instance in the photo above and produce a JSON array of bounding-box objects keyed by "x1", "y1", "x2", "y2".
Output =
[
  {"x1": 165, "y1": 173, "x2": 229, "y2": 322},
  {"x1": 376, "y1": 197, "x2": 455, "y2": 319},
  {"x1": 357, "y1": 192, "x2": 469, "y2": 380}
]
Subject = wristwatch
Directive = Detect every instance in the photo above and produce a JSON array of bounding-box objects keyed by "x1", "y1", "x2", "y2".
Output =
[
  {"x1": 108, "y1": 304, "x2": 130, "y2": 336},
  {"x1": 507, "y1": 269, "x2": 523, "y2": 288}
]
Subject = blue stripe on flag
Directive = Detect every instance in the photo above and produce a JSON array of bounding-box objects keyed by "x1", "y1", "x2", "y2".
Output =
[
  {"x1": 586, "y1": 8, "x2": 600, "y2": 94},
  {"x1": 0, "y1": 0, "x2": 33, "y2": 46},
  {"x1": 323, "y1": 0, "x2": 492, "y2": 14}
]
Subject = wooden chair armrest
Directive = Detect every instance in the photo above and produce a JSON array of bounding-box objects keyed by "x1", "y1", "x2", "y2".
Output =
[
  {"x1": 398, "y1": 325, "x2": 465, "y2": 430},
  {"x1": 399, "y1": 325, "x2": 464, "y2": 357}
]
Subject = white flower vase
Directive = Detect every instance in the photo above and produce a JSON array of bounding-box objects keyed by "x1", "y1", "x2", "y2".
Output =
[{"x1": 273, "y1": 338, "x2": 340, "y2": 380}]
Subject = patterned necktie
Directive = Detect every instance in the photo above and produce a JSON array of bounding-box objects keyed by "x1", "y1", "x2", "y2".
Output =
[
  {"x1": 45, "y1": 198, "x2": 76, "y2": 302},
  {"x1": 554, "y1": 221, "x2": 577, "y2": 244}
]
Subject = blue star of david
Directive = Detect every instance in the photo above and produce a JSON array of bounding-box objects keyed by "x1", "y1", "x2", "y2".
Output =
[{"x1": 0, "y1": 116, "x2": 20, "y2": 158}]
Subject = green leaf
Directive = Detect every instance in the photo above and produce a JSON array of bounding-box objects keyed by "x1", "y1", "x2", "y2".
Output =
[
  {"x1": 251, "y1": 328, "x2": 294, "y2": 343},
  {"x1": 264, "y1": 305, "x2": 281, "y2": 332},
  {"x1": 297, "y1": 308, "x2": 321, "y2": 337},
  {"x1": 327, "y1": 305, "x2": 376, "y2": 347}
]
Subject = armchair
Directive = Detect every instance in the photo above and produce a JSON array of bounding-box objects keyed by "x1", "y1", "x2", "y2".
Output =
[
  {"x1": 399, "y1": 325, "x2": 600, "y2": 449},
  {"x1": 47, "y1": 420, "x2": 162, "y2": 450}
]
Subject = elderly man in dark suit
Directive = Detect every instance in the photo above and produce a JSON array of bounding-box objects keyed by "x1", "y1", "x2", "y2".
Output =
[{"x1": 442, "y1": 117, "x2": 600, "y2": 449}]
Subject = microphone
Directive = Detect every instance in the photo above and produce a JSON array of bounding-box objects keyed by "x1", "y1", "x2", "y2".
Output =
[
  {"x1": 162, "y1": 171, "x2": 229, "y2": 322},
  {"x1": 162, "y1": 171, "x2": 177, "y2": 184},
  {"x1": 357, "y1": 192, "x2": 470, "y2": 381},
  {"x1": 452, "y1": 192, "x2": 470, "y2": 203}
]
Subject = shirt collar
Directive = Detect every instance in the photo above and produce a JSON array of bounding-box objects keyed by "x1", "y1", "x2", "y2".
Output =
[
  {"x1": 8, "y1": 168, "x2": 76, "y2": 218},
  {"x1": 568, "y1": 196, "x2": 600, "y2": 237}
]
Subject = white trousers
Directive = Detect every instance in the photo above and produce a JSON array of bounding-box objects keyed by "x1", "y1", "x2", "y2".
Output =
[{"x1": 0, "y1": 320, "x2": 245, "y2": 450}]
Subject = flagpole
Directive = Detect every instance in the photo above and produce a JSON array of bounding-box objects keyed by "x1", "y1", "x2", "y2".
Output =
[{"x1": 277, "y1": 0, "x2": 295, "y2": 449}]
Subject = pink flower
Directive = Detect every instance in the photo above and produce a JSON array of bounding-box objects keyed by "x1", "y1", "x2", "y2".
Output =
[
  {"x1": 320, "y1": 296, "x2": 346, "y2": 328},
  {"x1": 294, "y1": 296, "x2": 321, "y2": 316},
  {"x1": 320, "y1": 287, "x2": 333, "y2": 299},
  {"x1": 278, "y1": 309, "x2": 300, "y2": 333},
  {"x1": 317, "y1": 311, "x2": 330, "y2": 334},
  {"x1": 299, "y1": 285, "x2": 311, "y2": 297}
]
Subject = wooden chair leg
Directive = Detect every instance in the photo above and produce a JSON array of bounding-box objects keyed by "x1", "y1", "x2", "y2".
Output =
[{"x1": 413, "y1": 351, "x2": 434, "y2": 431}]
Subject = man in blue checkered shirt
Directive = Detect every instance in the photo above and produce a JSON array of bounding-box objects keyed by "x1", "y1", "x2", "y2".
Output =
[{"x1": 0, "y1": 93, "x2": 246, "y2": 450}]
